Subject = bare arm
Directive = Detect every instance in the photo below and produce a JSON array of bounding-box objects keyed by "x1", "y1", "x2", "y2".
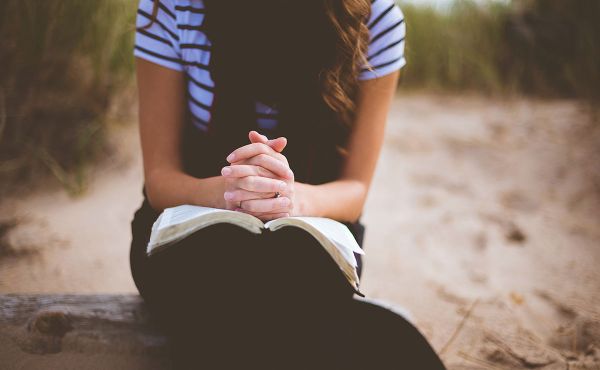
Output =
[
  {"x1": 136, "y1": 58, "x2": 225, "y2": 211},
  {"x1": 295, "y1": 71, "x2": 400, "y2": 222},
  {"x1": 229, "y1": 71, "x2": 401, "y2": 222}
]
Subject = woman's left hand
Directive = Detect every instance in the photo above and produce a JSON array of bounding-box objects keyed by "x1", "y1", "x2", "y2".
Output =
[{"x1": 224, "y1": 131, "x2": 297, "y2": 220}]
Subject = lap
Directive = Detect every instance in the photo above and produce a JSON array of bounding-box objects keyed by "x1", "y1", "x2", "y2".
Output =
[{"x1": 128, "y1": 199, "x2": 445, "y2": 369}]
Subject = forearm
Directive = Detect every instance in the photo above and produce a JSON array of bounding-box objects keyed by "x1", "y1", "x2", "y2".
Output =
[
  {"x1": 296, "y1": 179, "x2": 368, "y2": 223},
  {"x1": 292, "y1": 72, "x2": 399, "y2": 222},
  {"x1": 145, "y1": 168, "x2": 226, "y2": 211}
]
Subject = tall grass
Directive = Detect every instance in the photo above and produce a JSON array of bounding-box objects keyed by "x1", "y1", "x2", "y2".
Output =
[
  {"x1": 400, "y1": 1, "x2": 510, "y2": 92},
  {"x1": 503, "y1": 0, "x2": 600, "y2": 100},
  {"x1": 0, "y1": 0, "x2": 597, "y2": 194},
  {"x1": 0, "y1": 0, "x2": 136, "y2": 194},
  {"x1": 399, "y1": 0, "x2": 600, "y2": 100}
]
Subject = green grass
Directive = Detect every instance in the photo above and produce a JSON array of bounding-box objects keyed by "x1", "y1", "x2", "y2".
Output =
[
  {"x1": 0, "y1": 0, "x2": 136, "y2": 194},
  {"x1": 399, "y1": 1, "x2": 509, "y2": 92},
  {"x1": 1, "y1": 0, "x2": 598, "y2": 194},
  {"x1": 398, "y1": 0, "x2": 600, "y2": 100}
]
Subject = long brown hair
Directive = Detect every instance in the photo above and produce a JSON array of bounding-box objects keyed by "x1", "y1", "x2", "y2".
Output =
[
  {"x1": 322, "y1": 0, "x2": 371, "y2": 126},
  {"x1": 140, "y1": 1, "x2": 372, "y2": 183},
  {"x1": 140, "y1": 0, "x2": 372, "y2": 128}
]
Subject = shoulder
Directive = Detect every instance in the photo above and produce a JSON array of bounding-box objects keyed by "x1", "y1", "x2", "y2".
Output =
[
  {"x1": 359, "y1": 0, "x2": 406, "y2": 80},
  {"x1": 136, "y1": 0, "x2": 178, "y2": 20},
  {"x1": 136, "y1": 0, "x2": 207, "y2": 24},
  {"x1": 367, "y1": 0, "x2": 405, "y2": 40},
  {"x1": 134, "y1": 0, "x2": 186, "y2": 71},
  {"x1": 135, "y1": 0, "x2": 180, "y2": 35}
]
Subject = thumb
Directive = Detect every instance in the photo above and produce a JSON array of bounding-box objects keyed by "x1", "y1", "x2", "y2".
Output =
[
  {"x1": 267, "y1": 137, "x2": 287, "y2": 152},
  {"x1": 248, "y1": 131, "x2": 287, "y2": 153}
]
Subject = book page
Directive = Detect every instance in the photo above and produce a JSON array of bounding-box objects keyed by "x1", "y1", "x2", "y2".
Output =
[
  {"x1": 156, "y1": 205, "x2": 229, "y2": 231},
  {"x1": 148, "y1": 205, "x2": 265, "y2": 256},
  {"x1": 266, "y1": 217, "x2": 364, "y2": 256},
  {"x1": 265, "y1": 216, "x2": 364, "y2": 291},
  {"x1": 333, "y1": 240, "x2": 358, "y2": 267}
]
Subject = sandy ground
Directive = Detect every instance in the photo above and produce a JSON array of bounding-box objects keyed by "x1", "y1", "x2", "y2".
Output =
[{"x1": 1, "y1": 93, "x2": 599, "y2": 369}]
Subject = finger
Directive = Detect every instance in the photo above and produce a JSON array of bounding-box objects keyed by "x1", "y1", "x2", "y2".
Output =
[
  {"x1": 221, "y1": 165, "x2": 278, "y2": 179},
  {"x1": 237, "y1": 176, "x2": 287, "y2": 193},
  {"x1": 226, "y1": 142, "x2": 278, "y2": 163},
  {"x1": 267, "y1": 137, "x2": 287, "y2": 153},
  {"x1": 249, "y1": 130, "x2": 268, "y2": 144},
  {"x1": 248, "y1": 131, "x2": 287, "y2": 153},
  {"x1": 236, "y1": 210, "x2": 290, "y2": 221},
  {"x1": 237, "y1": 154, "x2": 293, "y2": 180},
  {"x1": 238, "y1": 197, "x2": 291, "y2": 213},
  {"x1": 258, "y1": 212, "x2": 290, "y2": 221},
  {"x1": 224, "y1": 189, "x2": 278, "y2": 202}
]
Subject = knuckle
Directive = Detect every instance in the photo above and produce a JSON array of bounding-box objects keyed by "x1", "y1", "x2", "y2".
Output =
[
  {"x1": 237, "y1": 191, "x2": 250, "y2": 201},
  {"x1": 257, "y1": 177, "x2": 270, "y2": 191},
  {"x1": 256, "y1": 167, "x2": 267, "y2": 177},
  {"x1": 255, "y1": 143, "x2": 269, "y2": 154},
  {"x1": 268, "y1": 179, "x2": 279, "y2": 191},
  {"x1": 257, "y1": 166, "x2": 273, "y2": 178},
  {"x1": 244, "y1": 176, "x2": 255, "y2": 189},
  {"x1": 277, "y1": 154, "x2": 289, "y2": 165},
  {"x1": 256, "y1": 153, "x2": 269, "y2": 163},
  {"x1": 254, "y1": 178, "x2": 265, "y2": 191},
  {"x1": 236, "y1": 166, "x2": 248, "y2": 175},
  {"x1": 279, "y1": 162, "x2": 290, "y2": 174}
]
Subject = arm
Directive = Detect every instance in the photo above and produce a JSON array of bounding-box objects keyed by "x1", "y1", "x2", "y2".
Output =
[
  {"x1": 296, "y1": 71, "x2": 400, "y2": 222},
  {"x1": 136, "y1": 58, "x2": 226, "y2": 211},
  {"x1": 224, "y1": 0, "x2": 405, "y2": 222},
  {"x1": 230, "y1": 71, "x2": 400, "y2": 222}
]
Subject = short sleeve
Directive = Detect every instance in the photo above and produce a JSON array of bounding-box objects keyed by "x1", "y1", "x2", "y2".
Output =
[
  {"x1": 134, "y1": 0, "x2": 184, "y2": 72},
  {"x1": 359, "y1": 0, "x2": 406, "y2": 80}
]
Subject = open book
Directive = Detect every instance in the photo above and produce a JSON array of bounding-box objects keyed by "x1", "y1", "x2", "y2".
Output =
[{"x1": 148, "y1": 205, "x2": 365, "y2": 293}]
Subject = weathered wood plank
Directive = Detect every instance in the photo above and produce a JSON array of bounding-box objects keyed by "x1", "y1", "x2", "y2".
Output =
[{"x1": 0, "y1": 295, "x2": 172, "y2": 370}]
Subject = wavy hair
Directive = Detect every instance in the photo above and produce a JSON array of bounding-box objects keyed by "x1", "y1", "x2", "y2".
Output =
[
  {"x1": 322, "y1": 0, "x2": 371, "y2": 126},
  {"x1": 139, "y1": 0, "x2": 372, "y2": 128}
]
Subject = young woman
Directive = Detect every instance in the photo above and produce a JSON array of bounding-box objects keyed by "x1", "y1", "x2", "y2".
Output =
[{"x1": 130, "y1": 0, "x2": 446, "y2": 368}]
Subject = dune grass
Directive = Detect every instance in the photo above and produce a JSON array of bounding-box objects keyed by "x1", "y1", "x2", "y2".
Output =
[
  {"x1": 398, "y1": 0, "x2": 600, "y2": 101},
  {"x1": 0, "y1": 0, "x2": 136, "y2": 194},
  {"x1": 399, "y1": 1, "x2": 509, "y2": 92},
  {"x1": 0, "y1": 0, "x2": 598, "y2": 194}
]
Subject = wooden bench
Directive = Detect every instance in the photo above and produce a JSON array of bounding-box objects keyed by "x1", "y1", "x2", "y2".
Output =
[
  {"x1": 0, "y1": 295, "x2": 171, "y2": 370},
  {"x1": 1, "y1": 295, "x2": 426, "y2": 370}
]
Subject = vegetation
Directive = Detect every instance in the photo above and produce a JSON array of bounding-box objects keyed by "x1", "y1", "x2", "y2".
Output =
[
  {"x1": 0, "y1": 0, "x2": 136, "y2": 194},
  {"x1": 399, "y1": 0, "x2": 600, "y2": 100},
  {"x1": 0, "y1": 0, "x2": 597, "y2": 194}
]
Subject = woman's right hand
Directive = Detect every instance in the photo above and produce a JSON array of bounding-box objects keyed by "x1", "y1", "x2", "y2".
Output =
[{"x1": 221, "y1": 132, "x2": 293, "y2": 220}]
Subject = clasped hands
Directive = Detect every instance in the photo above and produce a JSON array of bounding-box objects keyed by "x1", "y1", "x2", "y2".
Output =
[{"x1": 221, "y1": 130, "x2": 296, "y2": 221}]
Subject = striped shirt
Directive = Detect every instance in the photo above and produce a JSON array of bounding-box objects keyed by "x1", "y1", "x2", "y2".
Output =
[{"x1": 134, "y1": 0, "x2": 406, "y2": 132}]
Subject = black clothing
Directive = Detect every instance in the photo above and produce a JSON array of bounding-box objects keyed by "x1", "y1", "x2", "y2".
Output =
[
  {"x1": 130, "y1": 3, "x2": 445, "y2": 367},
  {"x1": 130, "y1": 192, "x2": 446, "y2": 370}
]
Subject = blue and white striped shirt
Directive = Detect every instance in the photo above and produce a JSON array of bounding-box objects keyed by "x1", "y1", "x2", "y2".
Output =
[{"x1": 134, "y1": 0, "x2": 406, "y2": 132}]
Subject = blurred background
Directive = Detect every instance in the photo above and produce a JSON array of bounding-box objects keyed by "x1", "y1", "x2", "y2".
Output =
[{"x1": 0, "y1": 0, "x2": 599, "y2": 369}]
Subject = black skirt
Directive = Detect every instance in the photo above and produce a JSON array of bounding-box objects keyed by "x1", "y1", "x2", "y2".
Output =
[{"x1": 129, "y1": 188, "x2": 366, "y2": 304}]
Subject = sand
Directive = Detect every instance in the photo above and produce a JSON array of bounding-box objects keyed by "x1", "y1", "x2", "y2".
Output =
[{"x1": 1, "y1": 93, "x2": 599, "y2": 369}]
